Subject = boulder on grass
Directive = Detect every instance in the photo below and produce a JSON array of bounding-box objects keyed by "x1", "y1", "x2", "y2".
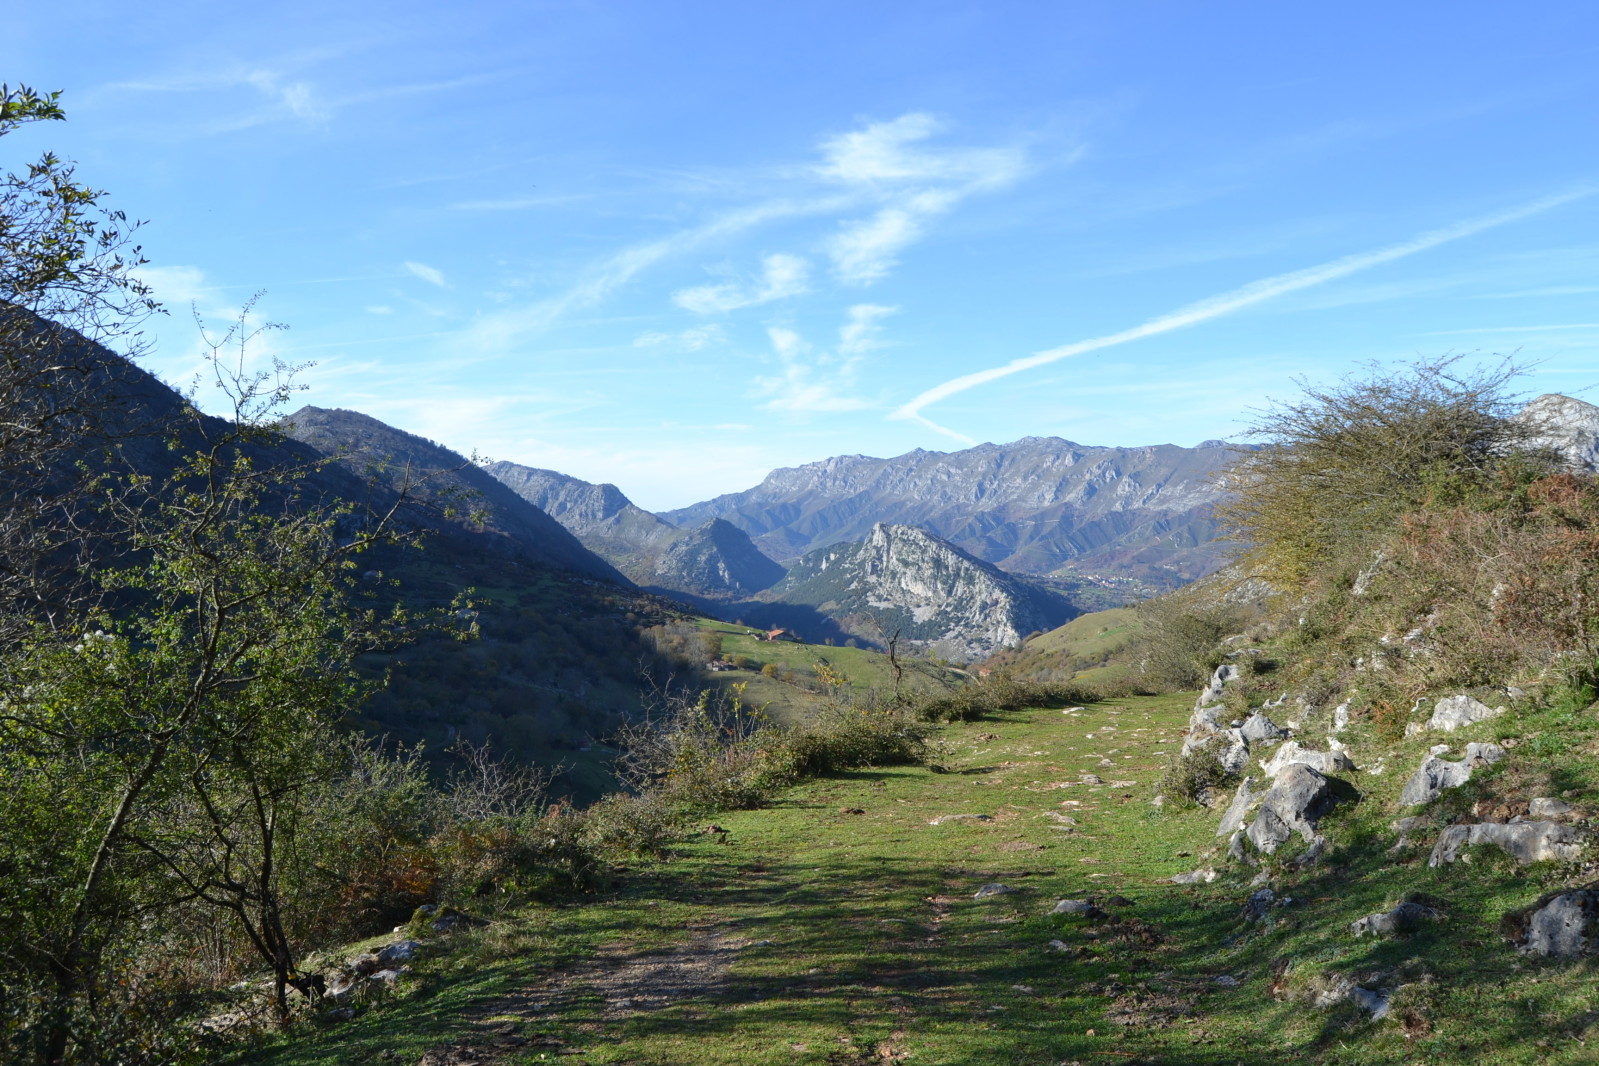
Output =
[
  {"x1": 1428, "y1": 821, "x2": 1584, "y2": 867},
  {"x1": 1245, "y1": 764, "x2": 1337, "y2": 855},
  {"x1": 1399, "y1": 743, "x2": 1505, "y2": 806},
  {"x1": 1513, "y1": 890, "x2": 1599, "y2": 956},
  {"x1": 1350, "y1": 902, "x2": 1439, "y2": 937},
  {"x1": 1427, "y1": 695, "x2": 1505, "y2": 733}
]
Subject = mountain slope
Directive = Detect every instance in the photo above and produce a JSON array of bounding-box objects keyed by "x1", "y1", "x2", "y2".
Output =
[
  {"x1": 484, "y1": 460, "x2": 682, "y2": 569},
  {"x1": 768, "y1": 523, "x2": 1073, "y2": 660},
  {"x1": 486, "y1": 460, "x2": 785, "y2": 601},
  {"x1": 652, "y1": 518, "x2": 787, "y2": 600},
  {"x1": 660, "y1": 436, "x2": 1246, "y2": 589},
  {"x1": 285, "y1": 409, "x2": 627, "y2": 584}
]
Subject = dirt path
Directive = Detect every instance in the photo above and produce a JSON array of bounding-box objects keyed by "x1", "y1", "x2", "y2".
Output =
[{"x1": 417, "y1": 925, "x2": 750, "y2": 1063}]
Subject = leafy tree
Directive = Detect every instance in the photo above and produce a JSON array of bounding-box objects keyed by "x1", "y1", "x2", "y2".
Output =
[
  {"x1": 0, "y1": 84, "x2": 461, "y2": 1057},
  {"x1": 0, "y1": 308, "x2": 448, "y2": 1058},
  {"x1": 1, "y1": 83, "x2": 159, "y2": 645}
]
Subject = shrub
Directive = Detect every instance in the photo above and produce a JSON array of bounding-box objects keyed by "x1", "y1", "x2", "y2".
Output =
[
  {"x1": 915, "y1": 676, "x2": 1100, "y2": 722},
  {"x1": 1216, "y1": 356, "x2": 1548, "y2": 587},
  {"x1": 580, "y1": 791, "x2": 685, "y2": 861},
  {"x1": 1159, "y1": 746, "x2": 1233, "y2": 806},
  {"x1": 778, "y1": 704, "x2": 928, "y2": 776},
  {"x1": 1127, "y1": 596, "x2": 1242, "y2": 691}
]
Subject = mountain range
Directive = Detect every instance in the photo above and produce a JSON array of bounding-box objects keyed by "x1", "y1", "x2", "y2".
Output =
[{"x1": 660, "y1": 436, "x2": 1248, "y2": 588}]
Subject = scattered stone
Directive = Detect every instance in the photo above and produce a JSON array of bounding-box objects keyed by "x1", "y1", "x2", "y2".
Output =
[
  {"x1": 1047, "y1": 939, "x2": 1072, "y2": 952},
  {"x1": 349, "y1": 952, "x2": 382, "y2": 976},
  {"x1": 1052, "y1": 899, "x2": 1101, "y2": 917},
  {"x1": 1105, "y1": 895, "x2": 1133, "y2": 907},
  {"x1": 1389, "y1": 815, "x2": 1427, "y2": 853},
  {"x1": 376, "y1": 940, "x2": 420, "y2": 967},
  {"x1": 1333, "y1": 702, "x2": 1351, "y2": 732},
  {"x1": 1349, "y1": 986, "x2": 1393, "y2": 1020},
  {"x1": 1243, "y1": 889, "x2": 1275, "y2": 922},
  {"x1": 429, "y1": 907, "x2": 482, "y2": 934},
  {"x1": 1169, "y1": 867, "x2": 1218, "y2": 885},
  {"x1": 1227, "y1": 829, "x2": 1251, "y2": 863},
  {"x1": 1428, "y1": 821, "x2": 1584, "y2": 867},
  {"x1": 1427, "y1": 695, "x2": 1506, "y2": 733},
  {"x1": 1259, "y1": 741, "x2": 1356, "y2": 779},
  {"x1": 1245, "y1": 764, "x2": 1337, "y2": 855},
  {"x1": 974, "y1": 883, "x2": 1015, "y2": 899},
  {"x1": 1399, "y1": 742, "x2": 1506, "y2": 806},
  {"x1": 1507, "y1": 686, "x2": 1530, "y2": 701},
  {"x1": 368, "y1": 966, "x2": 410, "y2": 989},
  {"x1": 1530, "y1": 797, "x2": 1576, "y2": 819},
  {"x1": 1240, "y1": 712, "x2": 1289, "y2": 744},
  {"x1": 1351, "y1": 902, "x2": 1440, "y2": 937},
  {"x1": 928, "y1": 814, "x2": 994, "y2": 825},
  {"x1": 1213, "y1": 974, "x2": 1242, "y2": 987},
  {"x1": 1288, "y1": 837, "x2": 1327, "y2": 867},
  {"x1": 1080, "y1": 774, "x2": 1105, "y2": 785}
]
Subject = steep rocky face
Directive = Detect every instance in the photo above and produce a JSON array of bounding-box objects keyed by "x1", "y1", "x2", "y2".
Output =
[
  {"x1": 660, "y1": 436, "x2": 1246, "y2": 587},
  {"x1": 1518, "y1": 393, "x2": 1599, "y2": 472},
  {"x1": 283, "y1": 408, "x2": 627, "y2": 584},
  {"x1": 768, "y1": 523, "x2": 1073, "y2": 660},
  {"x1": 485, "y1": 461, "x2": 785, "y2": 602},
  {"x1": 653, "y1": 518, "x2": 787, "y2": 600}
]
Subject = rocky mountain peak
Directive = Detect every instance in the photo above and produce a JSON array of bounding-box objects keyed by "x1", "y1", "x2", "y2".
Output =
[{"x1": 769, "y1": 522, "x2": 1072, "y2": 661}]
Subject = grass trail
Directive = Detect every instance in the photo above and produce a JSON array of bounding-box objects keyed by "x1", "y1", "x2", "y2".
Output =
[{"x1": 241, "y1": 694, "x2": 1599, "y2": 1065}]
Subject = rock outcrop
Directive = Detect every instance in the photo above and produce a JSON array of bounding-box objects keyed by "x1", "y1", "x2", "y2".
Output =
[
  {"x1": 1399, "y1": 743, "x2": 1506, "y2": 806},
  {"x1": 1428, "y1": 821, "x2": 1584, "y2": 867},
  {"x1": 1426, "y1": 695, "x2": 1506, "y2": 733},
  {"x1": 1245, "y1": 764, "x2": 1338, "y2": 855},
  {"x1": 1515, "y1": 890, "x2": 1599, "y2": 956},
  {"x1": 765, "y1": 523, "x2": 1072, "y2": 659},
  {"x1": 1517, "y1": 393, "x2": 1599, "y2": 473}
]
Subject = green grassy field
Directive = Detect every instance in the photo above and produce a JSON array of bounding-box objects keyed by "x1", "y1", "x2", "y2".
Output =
[
  {"x1": 229, "y1": 685, "x2": 1599, "y2": 1066},
  {"x1": 687, "y1": 617, "x2": 966, "y2": 723},
  {"x1": 986, "y1": 606, "x2": 1143, "y2": 685}
]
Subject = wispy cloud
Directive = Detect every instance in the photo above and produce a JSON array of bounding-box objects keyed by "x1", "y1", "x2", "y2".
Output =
[
  {"x1": 816, "y1": 114, "x2": 1027, "y2": 284},
  {"x1": 108, "y1": 59, "x2": 502, "y2": 135},
  {"x1": 1480, "y1": 284, "x2": 1599, "y2": 299},
  {"x1": 752, "y1": 303, "x2": 895, "y2": 413},
  {"x1": 891, "y1": 187, "x2": 1597, "y2": 442},
  {"x1": 1421, "y1": 322, "x2": 1599, "y2": 335},
  {"x1": 404, "y1": 261, "x2": 448, "y2": 287},
  {"x1": 459, "y1": 113, "x2": 1033, "y2": 350},
  {"x1": 449, "y1": 193, "x2": 593, "y2": 211},
  {"x1": 633, "y1": 325, "x2": 725, "y2": 350},
  {"x1": 674, "y1": 253, "x2": 810, "y2": 313}
]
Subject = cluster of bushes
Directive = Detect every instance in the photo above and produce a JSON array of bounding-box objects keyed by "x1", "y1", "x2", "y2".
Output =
[{"x1": 914, "y1": 676, "x2": 1103, "y2": 722}]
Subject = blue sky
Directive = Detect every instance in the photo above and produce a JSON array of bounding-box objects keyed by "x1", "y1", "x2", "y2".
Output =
[{"x1": 5, "y1": 2, "x2": 1598, "y2": 509}]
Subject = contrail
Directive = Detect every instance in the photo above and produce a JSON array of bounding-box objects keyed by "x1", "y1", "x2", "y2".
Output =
[{"x1": 891, "y1": 187, "x2": 1595, "y2": 443}]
